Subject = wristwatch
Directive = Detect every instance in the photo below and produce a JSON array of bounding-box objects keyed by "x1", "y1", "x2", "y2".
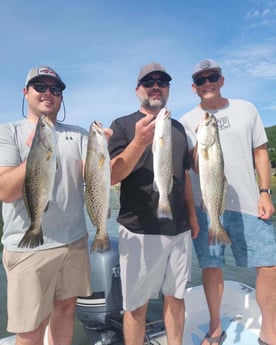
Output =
[{"x1": 260, "y1": 189, "x2": 272, "y2": 195}]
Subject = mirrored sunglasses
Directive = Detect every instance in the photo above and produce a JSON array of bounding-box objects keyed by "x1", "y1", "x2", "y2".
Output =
[
  {"x1": 29, "y1": 82, "x2": 62, "y2": 97},
  {"x1": 193, "y1": 73, "x2": 221, "y2": 86}
]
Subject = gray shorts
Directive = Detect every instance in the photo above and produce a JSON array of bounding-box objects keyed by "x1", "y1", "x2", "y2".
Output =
[
  {"x1": 194, "y1": 207, "x2": 276, "y2": 268},
  {"x1": 3, "y1": 235, "x2": 92, "y2": 333},
  {"x1": 119, "y1": 225, "x2": 192, "y2": 311}
]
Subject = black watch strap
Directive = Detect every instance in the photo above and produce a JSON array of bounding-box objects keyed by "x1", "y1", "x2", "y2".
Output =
[{"x1": 260, "y1": 189, "x2": 272, "y2": 195}]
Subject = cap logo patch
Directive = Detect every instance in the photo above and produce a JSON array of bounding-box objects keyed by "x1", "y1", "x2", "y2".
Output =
[
  {"x1": 199, "y1": 60, "x2": 211, "y2": 70},
  {"x1": 38, "y1": 67, "x2": 57, "y2": 78}
]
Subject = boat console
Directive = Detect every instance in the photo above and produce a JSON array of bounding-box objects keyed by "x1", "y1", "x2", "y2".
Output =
[{"x1": 76, "y1": 236, "x2": 165, "y2": 344}]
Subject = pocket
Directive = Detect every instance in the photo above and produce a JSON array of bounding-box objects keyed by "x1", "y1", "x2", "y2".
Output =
[{"x1": 3, "y1": 249, "x2": 35, "y2": 272}]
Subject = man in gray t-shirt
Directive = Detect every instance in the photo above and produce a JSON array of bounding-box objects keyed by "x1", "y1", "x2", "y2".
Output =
[
  {"x1": 180, "y1": 58, "x2": 276, "y2": 345},
  {"x1": 0, "y1": 66, "x2": 92, "y2": 344}
]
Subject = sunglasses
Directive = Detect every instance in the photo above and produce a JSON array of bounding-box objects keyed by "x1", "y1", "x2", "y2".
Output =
[
  {"x1": 139, "y1": 78, "x2": 170, "y2": 88},
  {"x1": 193, "y1": 73, "x2": 221, "y2": 86},
  {"x1": 29, "y1": 82, "x2": 62, "y2": 97}
]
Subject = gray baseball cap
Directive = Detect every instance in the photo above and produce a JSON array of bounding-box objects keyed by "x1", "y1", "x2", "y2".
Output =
[
  {"x1": 25, "y1": 66, "x2": 66, "y2": 90},
  {"x1": 137, "y1": 62, "x2": 172, "y2": 84},
  {"x1": 192, "y1": 59, "x2": 221, "y2": 79}
]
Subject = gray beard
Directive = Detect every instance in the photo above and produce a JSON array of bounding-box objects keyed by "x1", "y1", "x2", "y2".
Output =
[{"x1": 138, "y1": 95, "x2": 166, "y2": 110}]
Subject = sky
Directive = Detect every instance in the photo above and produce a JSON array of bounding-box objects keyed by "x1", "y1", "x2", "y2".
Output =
[{"x1": 0, "y1": 0, "x2": 275, "y2": 129}]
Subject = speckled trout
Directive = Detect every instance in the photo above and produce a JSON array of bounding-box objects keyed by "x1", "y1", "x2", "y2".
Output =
[
  {"x1": 19, "y1": 115, "x2": 57, "y2": 248},
  {"x1": 152, "y1": 108, "x2": 173, "y2": 219},
  {"x1": 197, "y1": 112, "x2": 231, "y2": 245},
  {"x1": 85, "y1": 121, "x2": 110, "y2": 253}
]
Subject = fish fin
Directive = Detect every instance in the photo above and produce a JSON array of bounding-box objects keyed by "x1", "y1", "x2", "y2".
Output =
[
  {"x1": 219, "y1": 177, "x2": 228, "y2": 216},
  {"x1": 158, "y1": 136, "x2": 165, "y2": 147},
  {"x1": 157, "y1": 200, "x2": 173, "y2": 219},
  {"x1": 90, "y1": 232, "x2": 110, "y2": 253},
  {"x1": 46, "y1": 151, "x2": 53, "y2": 161},
  {"x1": 22, "y1": 183, "x2": 32, "y2": 219},
  {"x1": 208, "y1": 224, "x2": 231, "y2": 246},
  {"x1": 153, "y1": 180, "x2": 158, "y2": 192},
  {"x1": 192, "y1": 144, "x2": 199, "y2": 172},
  {"x1": 44, "y1": 202, "x2": 49, "y2": 213},
  {"x1": 98, "y1": 154, "x2": 106, "y2": 169},
  {"x1": 201, "y1": 148, "x2": 209, "y2": 160},
  {"x1": 152, "y1": 138, "x2": 156, "y2": 154},
  {"x1": 18, "y1": 226, "x2": 44, "y2": 248},
  {"x1": 168, "y1": 174, "x2": 173, "y2": 194},
  {"x1": 200, "y1": 199, "x2": 207, "y2": 212}
]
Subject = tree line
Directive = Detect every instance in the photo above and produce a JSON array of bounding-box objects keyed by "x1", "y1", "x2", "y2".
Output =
[{"x1": 266, "y1": 125, "x2": 276, "y2": 169}]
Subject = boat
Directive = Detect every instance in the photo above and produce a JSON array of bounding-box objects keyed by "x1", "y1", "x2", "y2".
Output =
[
  {"x1": 0, "y1": 238, "x2": 261, "y2": 345},
  {"x1": 0, "y1": 280, "x2": 261, "y2": 345},
  {"x1": 154, "y1": 280, "x2": 261, "y2": 344}
]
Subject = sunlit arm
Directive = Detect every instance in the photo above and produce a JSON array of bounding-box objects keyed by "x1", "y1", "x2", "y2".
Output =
[
  {"x1": 254, "y1": 143, "x2": 275, "y2": 219},
  {"x1": 0, "y1": 162, "x2": 26, "y2": 203},
  {"x1": 111, "y1": 139, "x2": 147, "y2": 185},
  {"x1": 184, "y1": 170, "x2": 200, "y2": 239}
]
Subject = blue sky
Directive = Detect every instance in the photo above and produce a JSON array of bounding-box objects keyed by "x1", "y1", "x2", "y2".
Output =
[{"x1": 0, "y1": 0, "x2": 275, "y2": 129}]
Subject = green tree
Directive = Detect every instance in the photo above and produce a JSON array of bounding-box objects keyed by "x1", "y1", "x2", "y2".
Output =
[{"x1": 265, "y1": 125, "x2": 276, "y2": 168}]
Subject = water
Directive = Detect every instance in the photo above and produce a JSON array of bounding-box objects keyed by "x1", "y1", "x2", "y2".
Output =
[{"x1": 0, "y1": 184, "x2": 275, "y2": 342}]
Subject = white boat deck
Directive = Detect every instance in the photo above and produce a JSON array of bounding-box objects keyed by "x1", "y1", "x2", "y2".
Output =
[
  {"x1": 0, "y1": 281, "x2": 261, "y2": 345},
  {"x1": 155, "y1": 280, "x2": 260, "y2": 344}
]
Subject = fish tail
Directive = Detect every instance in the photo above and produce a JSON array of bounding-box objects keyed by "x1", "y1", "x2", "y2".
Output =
[
  {"x1": 157, "y1": 199, "x2": 173, "y2": 219},
  {"x1": 208, "y1": 224, "x2": 231, "y2": 246},
  {"x1": 90, "y1": 232, "x2": 110, "y2": 253},
  {"x1": 18, "y1": 226, "x2": 44, "y2": 248}
]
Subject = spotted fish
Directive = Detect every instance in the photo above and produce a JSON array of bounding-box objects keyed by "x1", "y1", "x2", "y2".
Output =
[
  {"x1": 19, "y1": 115, "x2": 57, "y2": 248},
  {"x1": 197, "y1": 112, "x2": 231, "y2": 245},
  {"x1": 85, "y1": 121, "x2": 110, "y2": 253},
  {"x1": 152, "y1": 107, "x2": 173, "y2": 219}
]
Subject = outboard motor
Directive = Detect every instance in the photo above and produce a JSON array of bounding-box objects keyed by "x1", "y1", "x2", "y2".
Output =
[
  {"x1": 76, "y1": 236, "x2": 123, "y2": 344},
  {"x1": 76, "y1": 236, "x2": 165, "y2": 344}
]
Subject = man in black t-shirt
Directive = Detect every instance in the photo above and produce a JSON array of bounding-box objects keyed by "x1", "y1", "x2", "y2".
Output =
[{"x1": 108, "y1": 62, "x2": 199, "y2": 345}]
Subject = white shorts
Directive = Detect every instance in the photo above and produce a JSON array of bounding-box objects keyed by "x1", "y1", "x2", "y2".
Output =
[{"x1": 119, "y1": 225, "x2": 192, "y2": 311}]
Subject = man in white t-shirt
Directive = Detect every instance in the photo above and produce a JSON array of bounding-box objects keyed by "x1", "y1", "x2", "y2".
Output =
[{"x1": 180, "y1": 59, "x2": 276, "y2": 345}]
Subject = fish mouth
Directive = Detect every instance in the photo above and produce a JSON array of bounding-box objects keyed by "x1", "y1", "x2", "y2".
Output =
[
  {"x1": 92, "y1": 121, "x2": 104, "y2": 134},
  {"x1": 40, "y1": 114, "x2": 54, "y2": 127},
  {"x1": 203, "y1": 112, "x2": 215, "y2": 126},
  {"x1": 164, "y1": 108, "x2": 171, "y2": 119},
  {"x1": 157, "y1": 107, "x2": 171, "y2": 118}
]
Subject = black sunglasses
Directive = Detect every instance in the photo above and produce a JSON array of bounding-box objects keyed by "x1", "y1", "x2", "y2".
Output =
[
  {"x1": 193, "y1": 73, "x2": 221, "y2": 86},
  {"x1": 139, "y1": 78, "x2": 170, "y2": 88},
  {"x1": 29, "y1": 82, "x2": 62, "y2": 97}
]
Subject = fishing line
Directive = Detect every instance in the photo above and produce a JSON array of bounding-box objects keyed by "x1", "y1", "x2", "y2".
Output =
[{"x1": 57, "y1": 100, "x2": 66, "y2": 122}]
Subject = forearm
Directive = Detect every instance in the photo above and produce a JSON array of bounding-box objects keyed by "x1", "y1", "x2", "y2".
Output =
[
  {"x1": 184, "y1": 170, "x2": 200, "y2": 238},
  {"x1": 110, "y1": 113, "x2": 156, "y2": 185},
  {"x1": 111, "y1": 139, "x2": 147, "y2": 185},
  {"x1": 0, "y1": 162, "x2": 26, "y2": 202},
  {"x1": 184, "y1": 171, "x2": 196, "y2": 214},
  {"x1": 254, "y1": 144, "x2": 275, "y2": 219},
  {"x1": 254, "y1": 144, "x2": 272, "y2": 189}
]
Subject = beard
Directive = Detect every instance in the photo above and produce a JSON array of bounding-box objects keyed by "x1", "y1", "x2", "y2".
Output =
[{"x1": 137, "y1": 94, "x2": 167, "y2": 110}]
